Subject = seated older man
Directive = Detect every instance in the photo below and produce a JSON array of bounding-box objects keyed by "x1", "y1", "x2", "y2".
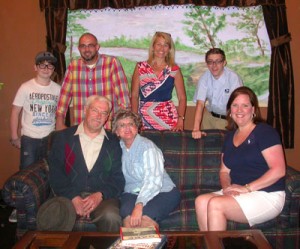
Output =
[{"x1": 45, "y1": 95, "x2": 125, "y2": 232}]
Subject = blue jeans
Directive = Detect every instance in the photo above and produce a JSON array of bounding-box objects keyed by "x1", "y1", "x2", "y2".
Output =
[
  {"x1": 120, "y1": 187, "x2": 181, "y2": 223},
  {"x1": 20, "y1": 135, "x2": 49, "y2": 169}
]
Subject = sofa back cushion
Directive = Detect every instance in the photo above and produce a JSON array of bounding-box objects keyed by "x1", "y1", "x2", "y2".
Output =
[{"x1": 141, "y1": 130, "x2": 226, "y2": 193}]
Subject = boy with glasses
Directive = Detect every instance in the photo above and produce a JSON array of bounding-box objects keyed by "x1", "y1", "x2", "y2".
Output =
[
  {"x1": 10, "y1": 51, "x2": 60, "y2": 169},
  {"x1": 9, "y1": 51, "x2": 61, "y2": 222},
  {"x1": 192, "y1": 48, "x2": 243, "y2": 139}
]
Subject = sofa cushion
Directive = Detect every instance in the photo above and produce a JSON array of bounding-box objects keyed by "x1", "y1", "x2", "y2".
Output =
[
  {"x1": 160, "y1": 186, "x2": 220, "y2": 231},
  {"x1": 160, "y1": 130, "x2": 225, "y2": 190},
  {"x1": 141, "y1": 129, "x2": 226, "y2": 231}
]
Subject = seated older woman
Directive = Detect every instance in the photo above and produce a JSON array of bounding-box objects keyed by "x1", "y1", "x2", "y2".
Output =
[{"x1": 112, "y1": 109, "x2": 181, "y2": 228}]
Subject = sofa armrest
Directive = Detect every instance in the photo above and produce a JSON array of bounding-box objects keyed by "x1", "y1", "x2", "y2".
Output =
[
  {"x1": 282, "y1": 166, "x2": 300, "y2": 228},
  {"x1": 1, "y1": 159, "x2": 51, "y2": 235}
]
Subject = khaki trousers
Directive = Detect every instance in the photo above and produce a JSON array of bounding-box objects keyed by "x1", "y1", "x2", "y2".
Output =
[
  {"x1": 80, "y1": 192, "x2": 121, "y2": 233},
  {"x1": 201, "y1": 109, "x2": 227, "y2": 130}
]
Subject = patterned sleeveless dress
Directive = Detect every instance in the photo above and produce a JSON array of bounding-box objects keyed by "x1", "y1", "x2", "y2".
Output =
[{"x1": 137, "y1": 61, "x2": 179, "y2": 130}]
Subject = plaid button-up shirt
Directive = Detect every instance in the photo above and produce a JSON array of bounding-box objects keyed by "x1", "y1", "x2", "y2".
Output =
[{"x1": 56, "y1": 54, "x2": 131, "y2": 129}]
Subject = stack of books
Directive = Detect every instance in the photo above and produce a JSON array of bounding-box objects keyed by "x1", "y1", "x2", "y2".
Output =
[{"x1": 108, "y1": 226, "x2": 167, "y2": 249}]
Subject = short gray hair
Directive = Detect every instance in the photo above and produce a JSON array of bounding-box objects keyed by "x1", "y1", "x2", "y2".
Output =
[
  {"x1": 85, "y1": 95, "x2": 112, "y2": 112},
  {"x1": 112, "y1": 109, "x2": 142, "y2": 133}
]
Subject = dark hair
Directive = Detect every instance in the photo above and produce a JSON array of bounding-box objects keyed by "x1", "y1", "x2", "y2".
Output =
[
  {"x1": 112, "y1": 109, "x2": 142, "y2": 133},
  {"x1": 205, "y1": 48, "x2": 226, "y2": 62},
  {"x1": 226, "y1": 86, "x2": 264, "y2": 130}
]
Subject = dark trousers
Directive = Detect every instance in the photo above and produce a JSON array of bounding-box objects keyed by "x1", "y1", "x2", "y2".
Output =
[{"x1": 120, "y1": 187, "x2": 181, "y2": 223}]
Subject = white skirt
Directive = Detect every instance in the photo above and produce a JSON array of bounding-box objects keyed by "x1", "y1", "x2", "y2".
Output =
[{"x1": 214, "y1": 190, "x2": 286, "y2": 226}]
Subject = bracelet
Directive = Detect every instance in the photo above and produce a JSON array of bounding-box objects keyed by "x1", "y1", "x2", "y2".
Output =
[
  {"x1": 178, "y1": 115, "x2": 185, "y2": 120},
  {"x1": 245, "y1": 184, "x2": 252, "y2": 192}
]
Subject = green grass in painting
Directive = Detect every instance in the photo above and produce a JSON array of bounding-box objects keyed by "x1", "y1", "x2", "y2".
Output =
[
  {"x1": 231, "y1": 64, "x2": 270, "y2": 96},
  {"x1": 118, "y1": 57, "x2": 136, "y2": 91},
  {"x1": 101, "y1": 35, "x2": 200, "y2": 53}
]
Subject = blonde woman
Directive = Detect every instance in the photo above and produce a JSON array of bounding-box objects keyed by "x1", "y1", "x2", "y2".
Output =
[{"x1": 131, "y1": 31, "x2": 186, "y2": 131}]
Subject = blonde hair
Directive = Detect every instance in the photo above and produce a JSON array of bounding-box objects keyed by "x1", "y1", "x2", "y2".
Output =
[{"x1": 147, "y1": 31, "x2": 176, "y2": 67}]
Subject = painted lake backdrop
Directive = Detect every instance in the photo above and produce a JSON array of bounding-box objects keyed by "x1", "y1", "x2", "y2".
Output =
[{"x1": 66, "y1": 5, "x2": 271, "y2": 106}]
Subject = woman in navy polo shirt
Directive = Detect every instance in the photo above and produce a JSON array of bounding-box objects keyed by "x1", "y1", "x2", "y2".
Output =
[{"x1": 195, "y1": 86, "x2": 286, "y2": 231}]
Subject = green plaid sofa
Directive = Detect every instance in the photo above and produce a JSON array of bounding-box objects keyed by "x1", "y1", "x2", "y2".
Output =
[{"x1": 2, "y1": 130, "x2": 300, "y2": 248}]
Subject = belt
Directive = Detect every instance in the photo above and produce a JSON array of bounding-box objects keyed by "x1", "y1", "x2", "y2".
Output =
[{"x1": 211, "y1": 111, "x2": 226, "y2": 120}]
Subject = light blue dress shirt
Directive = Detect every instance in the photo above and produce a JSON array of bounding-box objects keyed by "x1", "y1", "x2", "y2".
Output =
[
  {"x1": 120, "y1": 134, "x2": 175, "y2": 206},
  {"x1": 193, "y1": 67, "x2": 243, "y2": 115}
]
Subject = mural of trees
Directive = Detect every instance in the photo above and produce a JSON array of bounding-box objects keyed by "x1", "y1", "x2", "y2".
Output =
[
  {"x1": 183, "y1": 6, "x2": 269, "y2": 57},
  {"x1": 183, "y1": 7, "x2": 226, "y2": 52},
  {"x1": 182, "y1": 6, "x2": 270, "y2": 100},
  {"x1": 230, "y1": 7, "x2": 267, "y2": 56}
]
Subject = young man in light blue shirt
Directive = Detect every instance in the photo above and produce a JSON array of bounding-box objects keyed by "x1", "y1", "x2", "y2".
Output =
[{"x1": 192, "y1": 48, "x2": 243, "y2": 139}]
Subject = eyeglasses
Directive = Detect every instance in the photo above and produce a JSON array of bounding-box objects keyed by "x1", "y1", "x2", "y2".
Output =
[
  {"x1": 38, "y1": 64, "x2": 55, "y2": 70},
  {"x1": 155, "y1": 31, "x2": 171, "y2": 37},
  {"x1": 206, "y1": 60, "x2": 224, "y2": 66},
  {"x1": 118, "y1": 122, "x2": 135, "y2": 129},
  {"x1": 78, "y1": 44, "x2": 97, "y2": 49},
  {"x1": 89, "y1": 107, "x2": 109, "y2": 117}
]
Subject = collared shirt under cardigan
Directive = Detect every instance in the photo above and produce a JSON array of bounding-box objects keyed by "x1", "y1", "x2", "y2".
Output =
[
  {"x1": 75, "y1": 122, "x2": 107, "y2": 172},
  {"x1": 56, "y1": 53, "x2": 131, "y2": 129},
  {"x1": 119, "y1": 134, "x2": 175, "y2": 206},
  {"x1": 48, "y1": 125, "x2": 125, "y2": 200}
]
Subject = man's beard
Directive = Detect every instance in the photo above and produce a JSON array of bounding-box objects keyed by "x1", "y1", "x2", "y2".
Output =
[{"x1": 82, "y1": 52, "x2": 97, "y2": 62}]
